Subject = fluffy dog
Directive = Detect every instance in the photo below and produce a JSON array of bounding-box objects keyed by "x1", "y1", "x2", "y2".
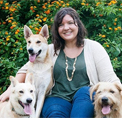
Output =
[
  {"x1": 90, "y1": 82, "x2": 122, "y2": 118},
  {"x1": 24, "y1": 24, "x2": 53, "y2": 118},
  {"x1": 0, "y1": 75, "x2": 35, "y2": 118}
]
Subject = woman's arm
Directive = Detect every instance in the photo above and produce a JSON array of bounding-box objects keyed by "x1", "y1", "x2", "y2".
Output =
[{"x1": 92, "y1": 41, "x2": 120, "y2": 83}]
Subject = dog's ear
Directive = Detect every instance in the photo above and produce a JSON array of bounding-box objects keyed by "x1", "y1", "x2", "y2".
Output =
[
  {"x1": 25, "y1": 73, "x2": 34, "y2": 85},
  {"x1": 10, "y1": 76, "x2": 19, "y2": 87},
  {"x1": 90, "y1": 83, "x2": 100, "y2": 100},
  {"x1": 39, "y1": 24, "x2": 49, "y2": 39},
  {"x1": 24, "y1": 25, "x2": 33, "y2": 39},
  {"x1": 114, "y1": 82, "x2": 122, "y2": 93}
]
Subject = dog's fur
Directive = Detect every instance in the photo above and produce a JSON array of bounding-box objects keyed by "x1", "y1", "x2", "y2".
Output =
[
  {"x1": 0, "y1": 75, "x2": 35, "y2": 118},
  {"x1": 24, "y1": 24, "x2": 53, "y2": 118},
  {"x1": 90, "y1": 82, "x2": 122, "y2": 118}
]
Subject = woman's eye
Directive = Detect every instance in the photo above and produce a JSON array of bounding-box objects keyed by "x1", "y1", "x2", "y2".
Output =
[
  {"x1": 69, "y1": 22, "x2": 74, "y2": 24},
  {"x1": 59, "y1": 24, "x2": 63, "y2": 27}
]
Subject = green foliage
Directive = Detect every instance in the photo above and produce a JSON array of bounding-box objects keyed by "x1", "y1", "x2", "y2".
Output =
[{"x1": 0, "y1": 0, "x2": 122, "y2": 94}]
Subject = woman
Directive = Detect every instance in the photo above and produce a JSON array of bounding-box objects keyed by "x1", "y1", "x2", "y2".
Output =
[{"x1": 0, "y1": 7, "x2": 120, "y2": 118}]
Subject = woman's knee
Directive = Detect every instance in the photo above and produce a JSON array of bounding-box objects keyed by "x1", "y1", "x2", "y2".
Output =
[
  {"x1": 71, "y1": 86, "x2": 94, "y2": 117},
  {"x1": 73, "y1": 86, "x2": 90, "y2": 100},
  {"x1": 42, "y1": 105, "x2": 70, "y2": 117},
  {"x1": 41, "y1": 97, "x2": 71, "y2": 118}
]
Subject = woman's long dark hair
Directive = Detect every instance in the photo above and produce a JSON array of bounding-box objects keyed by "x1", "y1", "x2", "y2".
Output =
[{"x1": 51, "y1": 7, "x2": 87, "y2": 55}]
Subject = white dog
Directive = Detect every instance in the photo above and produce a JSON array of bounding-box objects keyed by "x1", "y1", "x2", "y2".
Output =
[
  {"x1": 24, "y1": 24, "x2": 53, "y2": 118},
  {"x1": 90, "y1": 82, "x2": 122, "y2": 118},
  {"x1": 0, "y1": 75, "x2": 35, "y2": 118}
]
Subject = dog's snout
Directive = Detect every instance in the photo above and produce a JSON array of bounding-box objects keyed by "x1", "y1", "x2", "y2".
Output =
[
  {"x1": 28, "y1": 48, "x2": 33, "y2": 54},
  {"x1": 26, "y1": 98, "x2": 32, "y2": 103},
  {"x1": 102, "y1": 96, "x2": 108, "y2": 103}
]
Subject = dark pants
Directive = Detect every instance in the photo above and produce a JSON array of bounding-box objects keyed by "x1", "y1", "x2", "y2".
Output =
[{"x1": 41, "y1": 86, "x2": 95, "y2": 118}]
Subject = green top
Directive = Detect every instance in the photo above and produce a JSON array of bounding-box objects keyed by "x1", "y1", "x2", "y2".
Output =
[{"x1": 49, "y1": 49, "x2": 90, "y2": 102}]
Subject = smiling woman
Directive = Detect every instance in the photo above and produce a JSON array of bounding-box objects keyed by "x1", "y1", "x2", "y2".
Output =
[{"x1": 40, "y1": 7, "x2": 120, "y2": 118}]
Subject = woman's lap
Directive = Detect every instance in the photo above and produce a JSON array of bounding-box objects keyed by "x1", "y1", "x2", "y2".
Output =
[
  {"x1": 70, "y1": 86, "x2": 94, "y2": 117},
  {"x1": 41, "y1": 86, "x2": 94, "y2": 118},
  {"x1": 41, "y1": 97, "x2": 72, "y2": 118}
]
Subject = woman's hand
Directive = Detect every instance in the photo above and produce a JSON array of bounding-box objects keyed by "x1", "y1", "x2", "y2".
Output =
[{"x1": 0, "y1": 86, "x2": 11, "y2": 102}]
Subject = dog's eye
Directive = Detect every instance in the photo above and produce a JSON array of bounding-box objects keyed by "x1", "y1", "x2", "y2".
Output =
[
  {"x1": 19, "y1": 90, "x2": 24, "y2": 93},
  {"x1": 28, "y1": 41, "x2": 31, "y2": 43},
  {"x1": 37, "y1": 41, "x2": 41, "y2": 43},
  {"x1": 110, "y1": 90, "x2": 115, "y2": 94},
  {"x1": 97, "y1": 91, "x2": 101, "y2": 94},
  {"x1": 30, "y1": 90, "x2": 33, "y2": 93}
]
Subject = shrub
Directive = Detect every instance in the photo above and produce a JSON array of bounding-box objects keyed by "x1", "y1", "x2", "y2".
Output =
[{"x1": 0, "y1": 0, "x2": 122, "y2": 94}]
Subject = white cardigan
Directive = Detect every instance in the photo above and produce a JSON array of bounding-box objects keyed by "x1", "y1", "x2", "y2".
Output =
[{"x1": 17, "y1": 39, "x2": 120, "y2": 85}]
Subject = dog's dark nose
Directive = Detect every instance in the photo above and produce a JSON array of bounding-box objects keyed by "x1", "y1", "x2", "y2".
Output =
[
  {"x1": 26, "y1": 98, "x2": 32, "y2": 103},
  {"x1": 102, "y1": 96, "x2": 108, "y2": 103},
  {"x1": 28, "y1": 48, "x2": 33, "y2": 54}
]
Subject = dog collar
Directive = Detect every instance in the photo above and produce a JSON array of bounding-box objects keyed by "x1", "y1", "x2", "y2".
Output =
[{"x1": 12, "y1": 107, "x2": 30, "y2": 117}]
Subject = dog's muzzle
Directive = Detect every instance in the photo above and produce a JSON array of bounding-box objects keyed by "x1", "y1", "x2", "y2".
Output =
[
  {"x1": 28, "y1": 48, "x2": 34, "y2": 54},
  {"x1": 28, "y1": 48, "x2": 42, "y2": 62},
  {"x1": 101, "y1": 96, "x2": 112, "y2": 115},
  {"x1": 18, "y1": 98, "x2": 33, "y2": 115},
  {"x1": 102, "y1": 96, "x2": 108, "y2": 105},
  {"x1": 26, "y1": 98, "x2": 32, "y2": 103}
]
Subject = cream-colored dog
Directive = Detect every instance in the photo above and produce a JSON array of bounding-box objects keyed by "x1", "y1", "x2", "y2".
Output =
[
  {"x1": 24, "y1": 24, "x2": 53, "y2": 118},
  {"x1": 0, "y1": 75, "x2": 35, "y2": 118},
  {"x1": 90, "y1": 82, "x2": 122, "y2": 118}
]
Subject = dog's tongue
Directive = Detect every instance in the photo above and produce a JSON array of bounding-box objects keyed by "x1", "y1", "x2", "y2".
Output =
[
  {"x1": 23, "y1": 104, "x2": 32, "y2": 115},
  {"x1": 29, "y1": 54, "x2": 36, "y2": 62},
  {"x1": 102, "y1": 105, "x2": 111, "y2": 115}
]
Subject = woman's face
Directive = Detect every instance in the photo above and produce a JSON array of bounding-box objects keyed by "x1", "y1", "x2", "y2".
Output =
[{"x1": 58, "y1": 14, "x2": 78, "y2": 42}]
